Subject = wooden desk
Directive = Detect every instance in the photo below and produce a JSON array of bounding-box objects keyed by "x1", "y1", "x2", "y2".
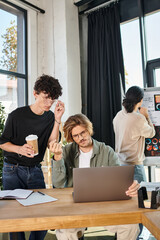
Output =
[
  {"x1": 142, "y1": 212, "x2": 160, "y2": 240},
  {"x1": 0, "y1": 188, "x2": 158, "y2": 234}
]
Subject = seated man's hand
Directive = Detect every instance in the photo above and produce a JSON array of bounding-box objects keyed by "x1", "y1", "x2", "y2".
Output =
[
  {"x1": 49, "y1": 140, "x2": 63, "y2": 161},
  {"x1": 125, "y1": 180, "x2": 140, "y2": 197}
]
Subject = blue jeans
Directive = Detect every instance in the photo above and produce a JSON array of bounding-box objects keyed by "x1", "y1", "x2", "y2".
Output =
[
  {"x1": 134, "y1": 165, "x2": 146, "y2": 183},
  {"x1": 2, "y1": 162, "x2": 47, "y2": 240}
]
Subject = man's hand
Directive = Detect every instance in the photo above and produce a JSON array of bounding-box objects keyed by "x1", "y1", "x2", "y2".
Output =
[
  {"x1": 139, "y1": 107, "x2": 149, "y2": 119},
  {"x1": 18, "y1": 144, "x2": 34, "y2": 158},
  {"x1": 47, "y1": 101, "x2": 65, "y2": 145},
  {"x1": 49, "y1": 140, "x2": 63, "y2": 161},
  {"x1": 54, "y1": 101, "x2": 65, "y2": 123},
  {"x1": 125, "y1": 180, "x2": 140, "y2": 197}
]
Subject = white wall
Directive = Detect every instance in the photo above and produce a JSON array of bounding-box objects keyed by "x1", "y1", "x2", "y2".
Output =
[
  {"x1": 10, "y1": 0, "x2": 82, "y2": 121},
  {"x1": 51, "y1": 0, "x2": 82, "y2": 120},
  {"x1": 52, "y1": 0, "x2": 68, "y2": 120}
]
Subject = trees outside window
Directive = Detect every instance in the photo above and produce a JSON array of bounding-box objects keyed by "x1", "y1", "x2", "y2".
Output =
[
  {"x1": 0, "y1": 20, "x2": 17, "y2": 74},
  {"x1": 0, "y1": 2, "x2": 27, "y2": 115}
]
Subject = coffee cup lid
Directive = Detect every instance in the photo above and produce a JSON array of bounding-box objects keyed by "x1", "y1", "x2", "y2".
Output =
[{"x1": 25, "y1": 134, "x2": 38, "y2": 141}]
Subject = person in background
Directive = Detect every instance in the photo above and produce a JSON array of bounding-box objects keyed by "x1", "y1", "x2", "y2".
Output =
[
  {"x1": 0, "y1": 74, "x2": 65, "y2": 240},
  {"x1": 49, "y1": 113, "x2": 140, "y2": 240},
  {"x1": 113, "y1": 86, "x2": 155, "y2": 183}
]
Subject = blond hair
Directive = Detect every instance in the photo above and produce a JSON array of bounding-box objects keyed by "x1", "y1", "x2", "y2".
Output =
[{"x1": 63, "y1": 114, "x2": 93, "y2": 142}]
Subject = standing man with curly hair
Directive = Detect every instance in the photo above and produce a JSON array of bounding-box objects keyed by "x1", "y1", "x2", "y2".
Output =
[{"x1": 0, "y1": 74, "x2": 65, "y2": 240}]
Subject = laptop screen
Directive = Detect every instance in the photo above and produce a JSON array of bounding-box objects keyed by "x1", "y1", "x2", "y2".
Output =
[{"x1": 73, "y1": 165, "x2": 134, "y2": 203}]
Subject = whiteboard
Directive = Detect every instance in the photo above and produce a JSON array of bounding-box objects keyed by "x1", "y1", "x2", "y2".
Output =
[{"x1": 143, "y1": 87, "x2": 160, "y2": 158}]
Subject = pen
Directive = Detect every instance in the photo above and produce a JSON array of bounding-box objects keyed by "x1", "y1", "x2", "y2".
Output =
[{"x1": 37, "y1": 191, "x2": 45, "y2": 195}]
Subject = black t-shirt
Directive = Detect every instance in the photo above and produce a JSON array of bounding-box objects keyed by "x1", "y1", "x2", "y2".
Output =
[{"x1": 0, "y1": 106, "x2": 55, "y2": 166}]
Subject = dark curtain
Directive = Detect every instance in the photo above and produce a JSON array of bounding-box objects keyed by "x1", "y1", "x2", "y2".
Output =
[{"x1": 87, "y1": 3, "x2": 125, "y2": 149}]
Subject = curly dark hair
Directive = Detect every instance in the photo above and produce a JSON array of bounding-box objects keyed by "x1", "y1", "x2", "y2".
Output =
[
  {"x1": 123, "y1": 86, "x2": 144, "y2": 113},
  {"x1": 34, "y1": 74, "x2": 62, "y2": 99}
]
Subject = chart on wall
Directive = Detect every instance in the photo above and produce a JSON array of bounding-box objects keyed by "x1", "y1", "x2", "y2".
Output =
[{"x1": 143, "y1": 87, "x2": 160, "y2": 156}]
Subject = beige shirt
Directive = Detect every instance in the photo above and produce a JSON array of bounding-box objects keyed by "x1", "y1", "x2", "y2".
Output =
[{"x1": 113, "y1": 109, "x2": 155, "y2": 165}]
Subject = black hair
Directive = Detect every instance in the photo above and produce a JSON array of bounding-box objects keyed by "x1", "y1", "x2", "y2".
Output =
[
  {"x1": 34, "y1": 74, "x2": 62, "y2": 100},
  {"x1": 122, "y1": 86, "x2": 144, "y2": 113}
]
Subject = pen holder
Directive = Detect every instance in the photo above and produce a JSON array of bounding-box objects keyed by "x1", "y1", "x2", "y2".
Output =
[{"x1": 138, "y1": 187, "x2": 160, "y2": 209}]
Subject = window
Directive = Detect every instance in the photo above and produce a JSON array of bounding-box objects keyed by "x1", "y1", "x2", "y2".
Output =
[
  {"x1": 121, "y1": 19, "x2": 143, "y2": 90},
  {"x1": 0, "y1": 2, "x2": 27, "y2": 114},
  {"x1": 120, "y1": 0, "x2": 160, "y2": 89},
  {"x1": 145, "y1": 11, "x2": 160, "y2": 61},
  {"x1": 145, "y1": 10, "x2": 160, "y2": 87},
  {"x1": 147, "y1": 59, "x2": 160, "y2": 87},
  {"x1": 155, "y1": 68, "x2": 160, "y2": 86}
]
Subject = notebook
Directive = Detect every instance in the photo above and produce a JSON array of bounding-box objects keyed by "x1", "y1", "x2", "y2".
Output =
[
  {"x1": 0, "y1": 189, "x2": 33, "y2": 199},
  {"x1": 73, "y1": 165, "x2": 134, "y2": 203}
]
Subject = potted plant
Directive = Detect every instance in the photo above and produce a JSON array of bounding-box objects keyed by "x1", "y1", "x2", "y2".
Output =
[{"x1": 0, "y1": 102, "x2": 6, "y2": 190}]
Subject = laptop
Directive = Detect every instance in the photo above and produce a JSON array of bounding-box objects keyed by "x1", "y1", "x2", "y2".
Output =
[{"x1": 73, "y1": 165, "x2": 134, "y2": 203}]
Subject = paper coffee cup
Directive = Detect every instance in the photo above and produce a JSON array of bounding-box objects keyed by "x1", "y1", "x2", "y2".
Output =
[{"x1": 25, "y1": 134, "x2": 39, "y2": 156}]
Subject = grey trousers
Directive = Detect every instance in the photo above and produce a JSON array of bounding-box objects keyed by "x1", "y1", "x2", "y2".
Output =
[{"x1": 56, "y1": 224, "x2": 140, "y2": 240}]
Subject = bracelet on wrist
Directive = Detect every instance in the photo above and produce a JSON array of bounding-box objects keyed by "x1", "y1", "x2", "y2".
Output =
[
  {"x1": 18, "y1": 147, "x2": 22, "y2": 158},
  {"x1": 18, "y1": 154, "x2": 22, "y2": 158},
  {"x1": 55, "y1": 119, "x2": 61, "y2": 125}
]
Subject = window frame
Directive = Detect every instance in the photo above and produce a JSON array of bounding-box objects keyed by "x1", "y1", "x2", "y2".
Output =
[
  {"x1": 120, "y1": 0, "x2": 160, "y2": 88},
  {"x1": 147, "y1": 58, "x2": 160, "y2": 87},
  {"x1": 0, "y1": 0, "x2": 28, "y2": 106}
]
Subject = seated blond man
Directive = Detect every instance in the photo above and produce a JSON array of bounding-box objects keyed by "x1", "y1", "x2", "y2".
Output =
[{"x1": 49, "y1": 114, "x2": 140, "y2": 240}]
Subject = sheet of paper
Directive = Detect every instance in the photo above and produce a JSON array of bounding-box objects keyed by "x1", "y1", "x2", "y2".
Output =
[
  {"x1": 143, "y1": 91, "x2": 160, "y2": 126},
  {"x1": 140, "y1": 181, "x2": 160, "y2": 191},
  {"x1": 0, "y1": 189, "x2": 33, "y2": 199},
  {"x1": 17, "y1": 192, "x2": 57, "y2": 206}
]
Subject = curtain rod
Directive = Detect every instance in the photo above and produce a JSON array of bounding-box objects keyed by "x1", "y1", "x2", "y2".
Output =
[
  {"x1": 18, "y1": 0, "x2": 45, "y2": 13},
  {"x1": 84, "y1": 0, "x2": 118, "y2": 14},
  {"x1": 0, "y1": 0, "x2": 45, "y2": 13}
]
